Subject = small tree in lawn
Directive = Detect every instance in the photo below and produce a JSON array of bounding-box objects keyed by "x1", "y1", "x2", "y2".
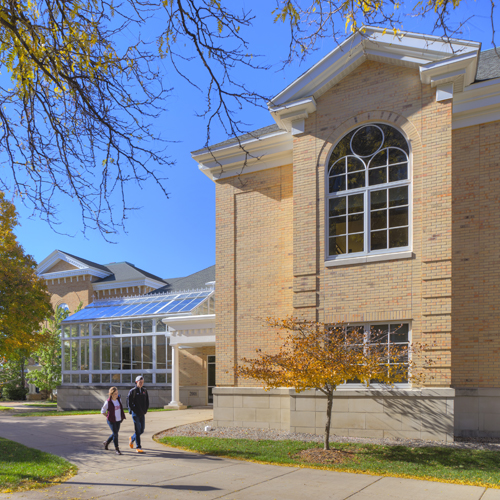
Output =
[
  {"x1": 26, "y1": 306, "x2": 69, "y2": 400},
  {"x1": 238, "y1": 317, "x2": 430, "y2": 451}
]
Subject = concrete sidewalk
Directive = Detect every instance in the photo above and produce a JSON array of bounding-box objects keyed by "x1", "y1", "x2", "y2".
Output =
[{"x1": 0, "y1": 409, "x2": 499, "y2": 500}]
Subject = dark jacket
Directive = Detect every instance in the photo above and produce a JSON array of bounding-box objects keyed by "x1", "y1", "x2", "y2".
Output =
[
  {"x1": 127, "y1": 386, "x2": 149, "y2": 416},
  {"x1": 105, "y1": 395, "x2": 126, "y2": 423}
]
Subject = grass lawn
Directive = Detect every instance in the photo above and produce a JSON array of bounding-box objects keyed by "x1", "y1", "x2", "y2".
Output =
[
  {"x1": 158, "y1": 436, "x2": 500, "y2": 489},
  {"x1": 0, "y1": 407, "x2": 13, "y2": 411},
  {"x1": 15, "y1": 407, "x2": 174, "y2": 417},
  {"x1": 0, "y1": 437, "x2": 76, "y2": 493},
  {"x1": 25, "y1": 402, "x2": 58, "y2": 408}
]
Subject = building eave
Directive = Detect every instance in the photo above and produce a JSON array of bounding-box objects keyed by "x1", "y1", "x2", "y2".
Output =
[
  {"x1": 91, "y1": 278, "x2": 165, "y2": 291},
  {"x1": 193, "y1": 130, "x2": 293, "y2": 182}
]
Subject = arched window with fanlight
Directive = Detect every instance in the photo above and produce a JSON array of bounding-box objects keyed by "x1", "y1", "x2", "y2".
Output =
[{"x1": 326, "y1": 123, "x2": 411, "y2": 260}]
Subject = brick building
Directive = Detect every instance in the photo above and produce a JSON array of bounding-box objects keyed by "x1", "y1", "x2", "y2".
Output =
[
  {"x1": 36, "y1": 250, "x2": 216, "y2": 408},
  {"x1": 192, "y1": 29, "x2": 500, "y2": 440}
]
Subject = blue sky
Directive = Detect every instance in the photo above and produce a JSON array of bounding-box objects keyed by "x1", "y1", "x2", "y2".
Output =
[{"x1": 11, "y1": 0, "x2": 498, "y2": 280}]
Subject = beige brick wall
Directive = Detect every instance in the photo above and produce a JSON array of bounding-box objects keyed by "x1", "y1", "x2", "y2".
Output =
[
  {"x1": 451, "y1": 120, "x2": 500, "y2": 387},
  {"x1": 46, "y1": 260, "x2": 79, "y2": 272},
  {"x1": 46, "y1": 275, "x2": 94, "y2": 311},
  {"x1": 215, "y1": 60, "x2": 455, "y2": 388},
  {"x1": 215, "y1": 165, "x2": 294, "y2": 386},
  {"x1": 179, "y1": 346, "x2": 215, "y2": 387},
  {"x1": 295, "y1": 60, "x2": 453, "y2": 386}
]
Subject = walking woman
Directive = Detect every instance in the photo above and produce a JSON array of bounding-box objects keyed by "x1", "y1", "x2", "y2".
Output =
[{"x1": 101, "y1": 387, "x2": 126, "y2": 455}]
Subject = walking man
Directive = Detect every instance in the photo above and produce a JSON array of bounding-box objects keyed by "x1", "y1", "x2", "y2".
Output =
[{"x1": 127, "y1": 375, "x2": 149, "y2": 453}]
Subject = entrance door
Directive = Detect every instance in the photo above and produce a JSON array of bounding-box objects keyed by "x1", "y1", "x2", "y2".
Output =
[{"x1": 207, "y1": 355, "x2": 216, "y2": 405}]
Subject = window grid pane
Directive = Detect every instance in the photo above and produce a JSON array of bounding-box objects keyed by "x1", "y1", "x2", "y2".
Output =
[{"x1": 327, "y1": 124, "x2": 410, "y2": 258}]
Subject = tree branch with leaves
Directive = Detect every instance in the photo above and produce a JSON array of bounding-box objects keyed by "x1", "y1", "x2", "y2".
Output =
[
  {"x1": 0, "y1": 192, "x2": 53, "y2": 359},
  {"x1": 238, "y1": 317, "x2": 436, "y2": 450}
]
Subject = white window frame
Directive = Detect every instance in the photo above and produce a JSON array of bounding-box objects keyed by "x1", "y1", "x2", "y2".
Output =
[
  {"x1": 336, "y1": 321, "x2": 412, "y2": 390},
  {"x1": 325, "y1": 123, "x2": 413, "y2": 267}
]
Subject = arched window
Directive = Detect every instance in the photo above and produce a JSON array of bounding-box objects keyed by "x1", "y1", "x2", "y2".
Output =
[
  {"x1": 327, "y1": 123, "x2": 410, "y2": 260},
  {"x1": 57, "y1": 303, "x2": 70, "y2": 312}
]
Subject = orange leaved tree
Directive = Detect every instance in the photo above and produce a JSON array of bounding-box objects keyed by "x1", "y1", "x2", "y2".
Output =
[
  {"x1": 238, "y1": 318, "x2": 430, "y2": 450},
  {"x1": 0, "y1": 192, "x2": 53, "y2": 359}
]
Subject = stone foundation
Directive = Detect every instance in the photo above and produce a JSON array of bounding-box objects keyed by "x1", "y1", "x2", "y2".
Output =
[
  {"x1": 454, "y1": 388, "x2": 500, "y2": 438},
  {"x1": 213, "y1": 387, "x2": 456, "y2": 442},
  {"x1": 57, "y1": 385, "x2": 172, "y2": 410},
  {"x1": 180, "y1": 386, "x2": 209, "y2": 407}
]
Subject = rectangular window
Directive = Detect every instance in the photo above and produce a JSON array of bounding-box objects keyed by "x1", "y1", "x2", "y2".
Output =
[
  {"x1": 70, "y1": 325, "x2": 78, "y2": 338},
  {"x1": 121, "y1": 337, "x2": 131, "y2": 370},
  {"x1": 101, "y1": 323, "x2": 111, "y2": 336},
  {"x1": 63, "y1": 341, "x2": 70, "y2": 371},
  {"x1": 155, "y1": 319, "x2": 166, "y2": 332},
  {"x1": 132, "y1": 337, "x2": 141, "y2": 370},
  {"x1": 132, "y1": 320, "x2": 142, "y2": 334},
  {"x1": 92, "y1": 340, "x2": 100, "y2": 370},
  {"x1": 92, "y1": 373, "x2": 101, "y2": 384},
  {"x1": 370, "y1": 186, "x2": 409, "y2": 251},
  {"x1": 143, "y1": 319, "x2": 153, "y2": 333},
  {"x1": 101, "y1": 338, "x2": 111, "y2": 371},
  {"x1": 156, "y1": 335, "x2": 166, "y2": 369},
  {"x1": 80, "y1": 339, "x2": 89, "y2": 370},
  {"x1": 122, "y1": 321, "x2": 132, "y2": 335},
  {"x1": 112, "y1": 338, "x2": 121, "y2": 370},
  {"x1": 340, "y1": 322, "x2": 410, "y2": 385},
  {"x1": 143, "y1": 336, "x2": 153, "y2": 370},
  {"x1": 63, "y1": 326, "x2": 70, "y2": 338},
  {"x1": 70, "y1": 340, "x2": 79, "y2": 371},
  {"x1": 156, "y1": 373, "x2": 166, "y2": 384},
  {"x1": 122, "y1": 373, "x2": 131, "y2": 384},
  {"x1": 111, "y1": 321, "x2": 121, "y2": 336},
  {"x1": 80, "y1": 324, "x2": 89, "y2": 337}
]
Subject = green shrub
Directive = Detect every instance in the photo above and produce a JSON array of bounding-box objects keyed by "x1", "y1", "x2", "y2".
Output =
[{"x1": 2, "y1": 384, "x2": 28, "y2": 401}]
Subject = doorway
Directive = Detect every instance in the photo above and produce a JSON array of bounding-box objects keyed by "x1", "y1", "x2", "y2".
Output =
[{"x1": 207, "y1": 355, "x2": 216, "y2": 405}]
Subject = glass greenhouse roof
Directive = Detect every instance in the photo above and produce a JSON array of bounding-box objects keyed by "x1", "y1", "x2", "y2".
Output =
[{"x1": 62, "y1": 290, "x2": 213, "y2": 323}]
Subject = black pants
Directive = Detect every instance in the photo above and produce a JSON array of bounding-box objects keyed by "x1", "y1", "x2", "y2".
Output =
[{"x1": 107, "y1": 420, "x2": 122, "y2": 448}]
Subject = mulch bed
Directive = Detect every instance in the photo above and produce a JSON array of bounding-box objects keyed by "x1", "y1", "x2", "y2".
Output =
[{"x1": 293, "y1": 447, "x2": 357, "y2": 465}]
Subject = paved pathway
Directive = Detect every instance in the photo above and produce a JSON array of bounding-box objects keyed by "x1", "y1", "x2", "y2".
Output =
[{"x1": 0, "y1": 409, "x2": 499, "y2": 500}]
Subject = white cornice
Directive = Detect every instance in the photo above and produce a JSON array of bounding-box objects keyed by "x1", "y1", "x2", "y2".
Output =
[
  {"x1": 194, "y1": 130, "x2": 293, "y2": 181},
  {"x1": 165, "y1": 313, "x2": 216, "y2": 347},
  {"x1": 162, "y1": 314, "x2": 216, "y2": 330},
  {"x1": 92, "y1": 278, "x2": 165, "y2": 291},
  {"x1": 41, "y1": 269, "x2": 109, "y2": 280},
  {"x1": 419, "y1": 52, "x2": 478, "y2": 87},
  {"x1": 269, "y1": 96, "x2": 317, "y2": 132},
  {"x1": 453, "y1": 77, "x2": 500, "y2": 129}
]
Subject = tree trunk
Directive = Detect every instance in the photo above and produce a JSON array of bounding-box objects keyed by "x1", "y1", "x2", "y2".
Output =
[
  {"x1": 324, "y1": 390, "x2": 334, "y2": 450},
  {"x1": 20, "y1": 358, "x2": 25, "y2": 392}
]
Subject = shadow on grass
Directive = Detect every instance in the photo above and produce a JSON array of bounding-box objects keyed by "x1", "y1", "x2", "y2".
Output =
[{"x1": 357, "y1": 444, "x2": 500, "y2": 473}]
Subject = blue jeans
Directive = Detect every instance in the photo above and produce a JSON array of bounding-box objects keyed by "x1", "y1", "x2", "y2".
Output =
[
  {"x1": 106, "y1": 420, "x2": 121, "y2": 448},
  {"x1": 131, "y1": 413, "x2": 145, "y2": 449}
]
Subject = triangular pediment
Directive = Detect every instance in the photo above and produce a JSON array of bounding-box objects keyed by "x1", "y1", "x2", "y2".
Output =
[
  {"x1": 36, "y1": 250, "x2": 111, "y2": 279},
  {"x1": 268, "y1": 28, "x2": 481, "y2": 132},
  {"x1": 44, "y1": 260, "x2": 80, "y2": 273}
]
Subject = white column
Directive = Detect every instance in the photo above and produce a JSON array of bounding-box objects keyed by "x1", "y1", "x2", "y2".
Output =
[{"x1": 166, "y1": 344, "x2": 186, "y2": 410}]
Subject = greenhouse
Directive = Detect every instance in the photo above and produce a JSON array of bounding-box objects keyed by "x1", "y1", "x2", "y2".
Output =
[{"x1": 59, "y1": 288, "x2": 216, "y2": 410}]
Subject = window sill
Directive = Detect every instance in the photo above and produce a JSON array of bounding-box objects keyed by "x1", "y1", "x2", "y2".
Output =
[{"x1": 325, "y1": 250, "x2": 413, "y2": 268}]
